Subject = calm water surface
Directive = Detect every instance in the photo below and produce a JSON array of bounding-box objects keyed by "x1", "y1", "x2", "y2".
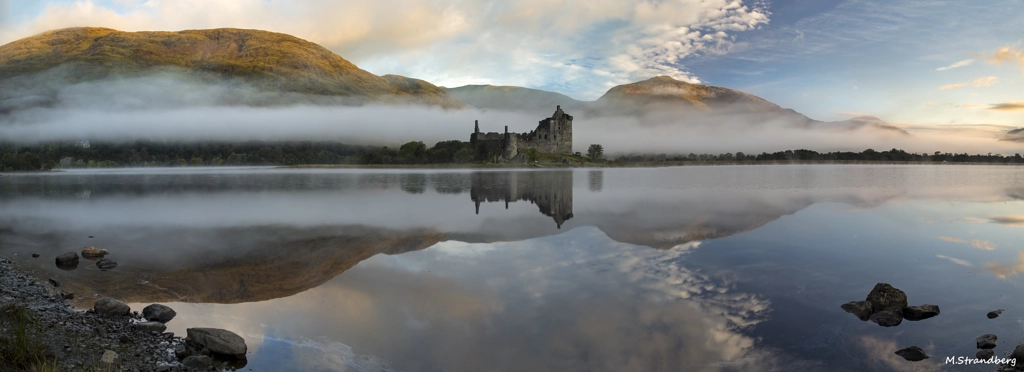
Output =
[{"x1": 1, "y1": 165, "x2": 1023, "y2": 371}]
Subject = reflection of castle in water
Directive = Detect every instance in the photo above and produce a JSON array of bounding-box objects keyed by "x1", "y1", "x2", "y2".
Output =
[{"x1": 470, "y1": 171, "x2": 574, "y2": 228}]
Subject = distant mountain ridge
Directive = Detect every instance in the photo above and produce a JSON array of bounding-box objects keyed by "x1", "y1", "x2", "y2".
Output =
[
  {"x1": 448, "y1": 76, "x2": 908, "y2": 134},
  {"x1": 0, "y1": 27, "x2": 904, "y2": 134},
  {"x1": 1001, "y1": 128, "x2": 1024, "y2": 142}
]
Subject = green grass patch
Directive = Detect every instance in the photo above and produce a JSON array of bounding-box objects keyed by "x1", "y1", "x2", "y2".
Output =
[{"x1": 0, "y1": 304, "x2": 51, "y2": 371}]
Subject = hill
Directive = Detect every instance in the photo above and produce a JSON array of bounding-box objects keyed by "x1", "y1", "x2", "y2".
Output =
[
  {"x1": 1001, "y1": 128, "x2": 1024, "y2": 142},
  {"x1": 444, "y1": 85, "x2": 587, "y2": 113},
  {"x1": 0, "y1": 27, "x2": 462, "y2": 107},
  {"x1": 450, "y1": 76, "x2": 907, "y2": 134}
]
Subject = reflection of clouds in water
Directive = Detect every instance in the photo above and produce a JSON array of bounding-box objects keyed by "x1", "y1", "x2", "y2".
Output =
[
  {"x1": 937, "y1": 236, "x2": 996, "y2": 250},
  {"x1": 935, "y1": 254, "x2": 972, "y2": 267},
  {"x1": 857, "y1": 336, "x2": 941, "y2": 372},
  {"x1": 989, "y1": 215, "x2": 1024, "y2": 227},
  {"x1": 986, "y1": 251, "x2": 1024, "y2": 280},
  {"x1": 421, "y1": 227, "x2": 779, "y2": 370},
  {"x1": 165, "y1": 226, "x2": 793, "y2": 371}
]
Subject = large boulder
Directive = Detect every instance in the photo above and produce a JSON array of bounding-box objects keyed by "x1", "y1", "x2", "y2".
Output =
[
  {"x1": 869, "y1": 307, "x2": 903, "y2": 327},
  {"x1": 55, "y1": 252, "x2": 79, "y2": 270},
  {"x1": 186, "y1": 328, "x2": 247, "y2": 359},
  {"x1": 865, "y1": 283, "x2": 908, "y2": 311},
  {"x1": 143, "y1": 304, "x2": 177, "y2": 323},
  {"x1": 903, "y1": 304, "x2": 940, "y2": 321},
  {"x1": 841, "y1": 301, "x2": 873, "y2": 321},
  {"x1": 895, "y1": 346, "x2": 929, "y2": 361},
  {"x1": 94, "y1": 297, "x2": 130, "y2": 317}
]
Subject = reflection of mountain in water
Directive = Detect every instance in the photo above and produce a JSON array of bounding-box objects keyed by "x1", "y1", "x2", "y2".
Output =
[
  {"x1": 4, "y1": 226, "x2": 444, "y2": 307},
  {"x1": 471, "y1": 171, "x2": 574, "y2": 228}
]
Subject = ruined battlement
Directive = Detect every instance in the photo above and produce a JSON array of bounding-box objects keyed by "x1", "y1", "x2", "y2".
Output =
[{"x1": 470, "y1": 106, "x2": 573, "y2": 162}]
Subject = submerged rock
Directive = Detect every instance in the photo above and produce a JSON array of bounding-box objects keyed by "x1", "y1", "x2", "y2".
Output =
[
  {"x1": 976, "y1": 349, "x2": 994, "y2": 360},
  {"x1": 902, "y1": 304, "x2": 940, "y2": 321},
  {"x1": 841, "y1": 301, "x2": 874, "y2": 321},
  {"x1": 55, "y1": 252, "x2": 79, "y2": 270},
  {"x1": 143, "y1": 304, "x2": 177, "y2": 323},
  {"x1": 869, "y1": 307, "x2": 903, "y2": 327},
  {"x1": 48, "y1": 278, "x2": 61, "y2": 287},
  {"x1": 60, "y1": 291, "x2": 74, "y2": 300},
  {"x1": 988, "y1": 309, "x2": 1004, "y2": 319},
  {"x1": 134, "y1": 321, "x2": 167, "y2": 333},
  {"x1": 182, "y1": 355, "x2": 213, "y2": 369},
  {"x1": 895, "y1": 346, "x2": 929, "y2": 361},
  {"x1": 186, "y1": 328, "x2": 247, "y2": 359},
  {"x1": 96, "y1": 259, "x2": 118, "y2": 271},
  {"x1": 94, "y1": 297, "x2": 130, "y2": 317},
  {"x1": 81, "y1": 246, "x2": 109, "y2": 259},
  {"x1": 31, "y1": 253, "x2": 39, "y2": 258},
  {"x1": 977, "y1": 334, "x2": 997, "y2": 349},
  {"x1": 865, "y1": 283, "x2": 908, "y2": 311}
]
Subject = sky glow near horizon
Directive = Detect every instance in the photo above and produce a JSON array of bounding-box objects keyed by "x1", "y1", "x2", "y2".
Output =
[{"x1": 0, "y1": 0, "x2": 1023, "y2": 127}]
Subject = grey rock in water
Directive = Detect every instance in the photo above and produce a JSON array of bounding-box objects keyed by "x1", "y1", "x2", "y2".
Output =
[
  {"x1": 865, "y1": 283, "x2": 908, "y2": 311},
  {"x1": 902, "y1": 304, "x2": 940, "y2": 321},
  {"x1": 143, "y1": 304, "x2": 177, "y2": 323},
  {"x1": 31, "y1": 253, "x2": 39, "y2": 258},
  {"x1": 94, "y1": 297, "x2": 130, "y2": 317},
  {"x1": 48, "y1": 278, "x2": 61, "y2": 287},
  {"x1": 977, "y1": 334, "x2": 998, "y2": 349},
  {"x1": 182, "y1": 355, "x2": 213, "y2": 369},
  {"x1": 60, "y1": 291, "x2": 74, "y2": 300},
  {"x1": 55, "y1": 252, "x2": 79, "y2": 270},
  {"x1": 81, "y1": 246, "x2": 109, "y2": 259},
  {"x1": 977, "y1": 349, "x2": 995, "y2": 360},
  {"x1": 895, "y1": 346, "x2": 929, "y2": 361},
  {"x1": 1012, "y1": 344, "x2": 1024, "y2": 364},
  {"x1": 841, "y1": 301, "x2": 874, "y2": 321},
  {"x1": 186, "y1": 328, "x2": 247, "y2": 359},
  {"x1": 988, "y1": 309, "x2": 1004, "y2": 319},
  {"x1": 134, "y1": 321, "x2": 167, "y2": 333},
  {"x1": 96, "y1": 259, "x2": 118, "y2": 271},
  {"x1": 100, "y1": 350, "x2": 119, "y2": 367},
  {"x1": 869, "y1": 307, "x2": 903, "y2": 327}
]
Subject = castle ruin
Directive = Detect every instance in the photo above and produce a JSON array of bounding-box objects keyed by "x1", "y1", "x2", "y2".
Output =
[{"x1": 470, "y1": 106, "x2": 573, "y2": 162}]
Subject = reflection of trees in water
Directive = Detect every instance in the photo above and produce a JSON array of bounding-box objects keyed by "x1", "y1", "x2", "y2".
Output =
[
  {"x1": 399, "y1": 174, "x2": 427, "y2": 194},
  {"x1": 588, "y1": 170, "x2": 603, "y2": 192},
  {"x1": 470, "y1": 171, "x2": 574, "y2": 228}
]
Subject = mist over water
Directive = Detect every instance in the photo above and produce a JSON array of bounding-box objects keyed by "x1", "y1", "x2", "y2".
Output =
[{"x1": 0, "y1": 71, "x2": 1021, "y2": 154}]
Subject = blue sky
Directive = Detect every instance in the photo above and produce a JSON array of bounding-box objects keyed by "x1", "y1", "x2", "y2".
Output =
[{"x1": 1, "y1": 0, "x2": 1023, "y2": 125}]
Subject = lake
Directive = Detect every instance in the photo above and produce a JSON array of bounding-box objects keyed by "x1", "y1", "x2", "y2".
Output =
[{"x1": 1, "y1": 165, "x2": 1023, "y2": 371}]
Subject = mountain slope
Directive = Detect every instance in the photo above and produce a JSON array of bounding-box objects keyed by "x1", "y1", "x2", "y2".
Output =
[
  {"x1": 0, "y1": 27, "x2": 462, "y2": 107},
  {"x1": 1001, "y1": 128, "x2": 1024, "y2": 142},
  {"x1": 444, "y1": 85, "x2": 587, "y2": 113},
  {"x1": 595, "y1": 75, "x2": 784, "y2": 114}
]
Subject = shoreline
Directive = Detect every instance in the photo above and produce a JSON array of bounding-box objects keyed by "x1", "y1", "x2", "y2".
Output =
[
  {"x1": 0, "y1": 256, "x2": 242, "y2": 371},
  {"x1": 283, "y1": 160, "x2": 1024, "y2": 169}
]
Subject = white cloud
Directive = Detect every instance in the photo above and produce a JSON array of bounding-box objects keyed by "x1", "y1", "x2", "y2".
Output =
[
  {"x1": 937, "y1": 76, "x2": 997, "y2": 90},
  {"x1": 935, "y1": 59, "x2": 974, "y2": 71},
  {"x1": 0, "y1": 0, "x2": 771, "y2": 99}
]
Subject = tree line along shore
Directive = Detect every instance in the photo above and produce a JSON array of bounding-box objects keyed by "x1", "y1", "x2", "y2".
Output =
[{"x1": 2, "y1": 140, "x2": 1023, "y2": 172}]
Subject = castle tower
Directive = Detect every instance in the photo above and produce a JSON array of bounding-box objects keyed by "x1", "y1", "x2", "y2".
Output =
[{"x1": 474, "y1": 120, "x2": 479, "y2": 134}]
